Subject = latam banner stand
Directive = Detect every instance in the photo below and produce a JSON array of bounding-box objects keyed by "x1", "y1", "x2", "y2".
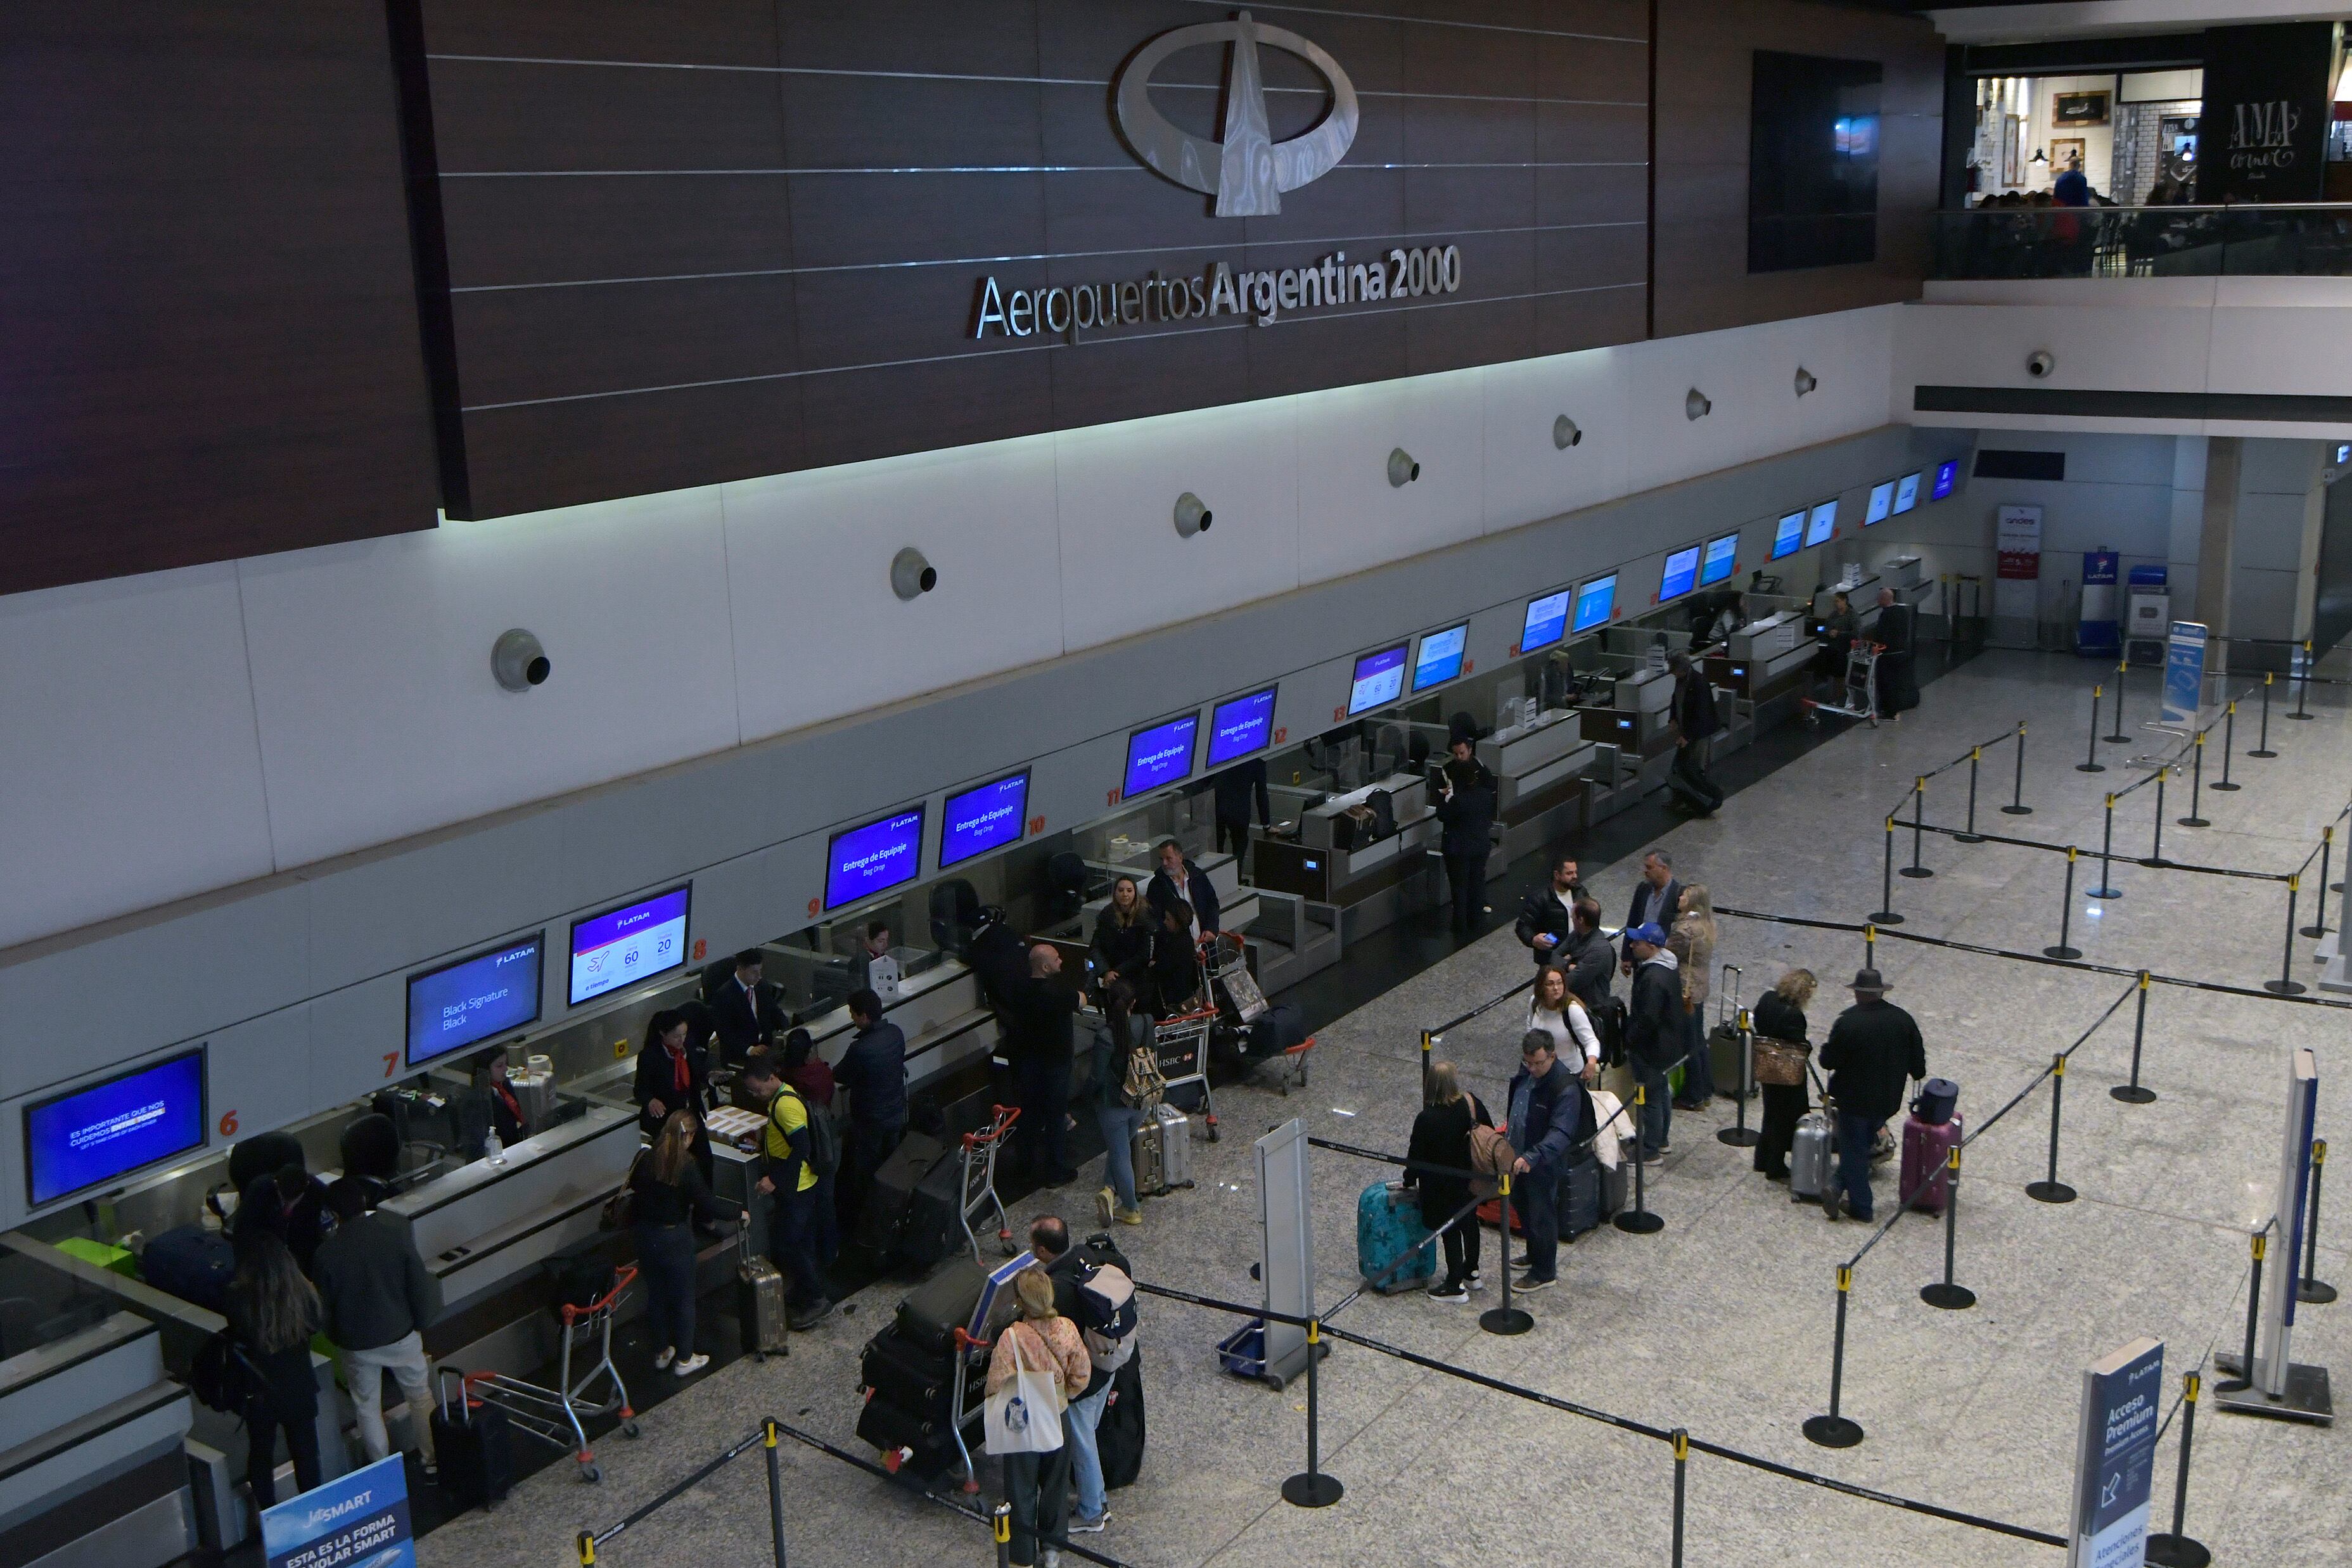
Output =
[
  {"x1": 1994, "y1": 504, "x2": 2043, "y2": 644},
  {"x1": 261, "y1": 1456, "x2": 415, "y2": 1568},
  {"x1": 2161, "y1": 620, "x2": 2208, "y2": 729},
  {"x1": 2219, "y1": 1047, "x2": 2334, "y2": 1423},
  {"x1": 2067, "y1": 1336, "x2": 2164, "y2": 1568}
]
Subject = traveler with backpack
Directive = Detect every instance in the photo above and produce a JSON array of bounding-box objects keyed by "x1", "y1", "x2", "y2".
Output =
[
  {"x1": 1504, "y1": 1032, "x2": 1592, "y2": 1291},
  {"x1": 1089, "y1": 979, "x2": 1160, "y2": 1229},
  {"x1": 1621, "y1": 923, "x2": 1684, "y2": 1163},
  {"x1": 1058, "y1": 1233, "x2": 1139, "y2": 1538},
  {"x1": 1405, "y1": 1062, "x2": 1492, "y2": 1302},
  {"x1": 741, "y1": 1052, "x2": 836, "y2": 1330},
  {"x1": 224, "y1": 1222, "x2": 323, "y2": 1510}
]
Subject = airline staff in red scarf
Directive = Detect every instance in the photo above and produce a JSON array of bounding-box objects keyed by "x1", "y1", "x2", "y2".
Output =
[
  {"x1": 483, "y1": 1054, "x2": 528, "y2": 1147},
  {"x1": 632, "y1": 1009, "x2": 715, "y2": 1183}
]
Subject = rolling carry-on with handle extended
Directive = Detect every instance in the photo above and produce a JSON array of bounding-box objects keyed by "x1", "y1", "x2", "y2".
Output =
[
  {"x1": 1132, "y1": 1102, "x2": 1194, "y2": 1197},
  {"x1": 737, "y1": 1227, "x2": 790, "y2": 1360},
  {"x1": 1357, "y1": 1180, "x2": 1436, "y2": 1292},
  {"x1": 1901, "y1": 1110, "x2": 1964, "y2": 1215},
  {"x1": 432, "y1": 1368, "x2": 514, "y2": 1509},
  {"x1": 1706, "y1": 964, "x2": 1753, "y2": 1101}
]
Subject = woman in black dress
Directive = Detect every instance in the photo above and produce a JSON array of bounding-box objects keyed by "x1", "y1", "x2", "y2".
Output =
[
  {"x1": 1406, "y1": 1061, "x2": 1493, "y2": 1303},
  {"x1": 1751, "y1": 969, "x2": 1816, "y2": 1181}
]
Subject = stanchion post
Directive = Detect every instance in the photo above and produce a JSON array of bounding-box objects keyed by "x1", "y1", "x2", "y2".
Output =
[
  {"x1": 1921, "y1": 1147, "x2": 1976, "y2": 1310},
  {"x1": 2143, "y1": 768, "x2": 2171, "y2": 867},
  {"x1": 2301, "y1": 1140, "x2": 2337, "y2": 1306},
  {"x1": 993, "y1": 1503, "x2": 1012, "y2": 1568},
  {"x1": 2215, "y1": 1233, "x2": 2266, "y2": 1393},
  {"x1": 2088, "y1": 794, "x2": 2123, "y2": 900},
  {"x1": 1616, "y1": 1088, "x2": 1665, "y2": 1235},
  {"x1": 764, "y1": 1420, "x2": 788, "y2": 1568},
  {"x1": 2106, "y1": 658, "x2": 2131, "y2": 743},
  {"x1": 1720, "y1": 1010, "x2": 1760, "y2": 1148},
  {"x1": 1899, "y1": 777, "x2": 1933, "y2": 879},
  {"x1": 2079, "y1": 684, "x2": 2107, "y2": 773},
  {"x1": 1803, "y1": 1266, "x2": 1864, "y2": 1448},
  {"x1": 2265, "y1": 876, "x2": 2308, "y2": 995},
  {"x1": 1671, "y1": 1429, "x2": 1690, "y2": 1568},
  {"x1": 2045, "y1": 848, "x2": 2083, "y2": 960},
  {"x1": 2143, "y1": 1373, "x2": 2211, "y2": 1568},
  {"x1": 2251, "y1": 672, "x2": 2278, "y2": 758},
  {"x1": 1420, "y1": 1031, "x2": 1435, "y2": 1104},
  {"x1": 2027, "y1": 1055, "x2": 2078, "y2": 1204},
  {"x1": 1870, "y1": 815, "x2": 1903, "y2": 924},
  {"x1": 2179, "y1": 732, "x2": 2210, "y2": 827},
  {"x1": 2112, "y1": 971, "x2": 2156, "y2": 1104},
  {"x1": 577, "y1": 1533, "x2": 596, "y2": 1568},
  {"x1": 1280, "y1": 1320, "x2": 1343, "y2": 1507},
  {"x1": 2289, "y1": 638, "x2": 2315, "y2": 720},
  {"x1": 2301, "y1": 827, "x2": 2334, "y2": 938},
  {"x1": 1481, "y1": 1175, "x2": 1533, "y2": 1335},
  {"x1": 1864, "y1": 922, "x2": 1876, "y2": 972},
  {"x1": 1955, "y1": 748, "x2": 1984, "y2": 843},
  {"x1": 2004, "y1": 722, "x2": 2033, "y2": 815},
  {"x1": 2211, "y1": 701, "x2": 2240, "y2": 791}
]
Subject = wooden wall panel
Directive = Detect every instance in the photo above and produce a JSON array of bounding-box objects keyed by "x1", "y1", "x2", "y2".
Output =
[{"x1": 0, "y1": 2, "x2": 438, "y2": 596}]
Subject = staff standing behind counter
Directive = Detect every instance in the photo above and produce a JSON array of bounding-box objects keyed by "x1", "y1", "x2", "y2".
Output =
[{"x1": 634, "y1": 1009, "x2": 715, "y2": 1183}]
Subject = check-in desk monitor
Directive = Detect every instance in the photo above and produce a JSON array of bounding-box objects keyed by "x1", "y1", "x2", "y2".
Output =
[
  {"x1": 1346, "y1": 644, "x2": 1409, "y2": 716},
  {"x1": 1521, "y1": 588, "x2": 1570, "y2": 654},
  {"x1": 1572, "y1": 575, "x2": 1617, "y2": 633},
  {"x1": 1410, "y1": 622, "x2": 1468, "y2": 692},
  {"x1": 408, "y1": 933, "x2": 544, "y2": 1068},
  {"x1": 1122, "y1": 713, "x2": 1199, "y2": 797},
  {"x1": 1659, "y1": 545, "x2": 1701, "y2": 602},
  {"x1": 1207, "y1": 687, "x2": 1277, "y2": 766},
  {"x1": 939, "y1": 771, "x2": 1029, "y2": 869},
  {"x1": 826, "y1": 807, "x2": 926, "y2": 910},
  {"x1": 26, "y1": 1050, "x2": 207, "y2": 1208},
  {"x1": 1865, "y1": 481, "x2": 1894, "y2": 525},
  {"x1": 569, "y1": 886, "x2": 689, "y2": 1006},
  {"x1": 1931, "y1": 461, "x2": 1958, "y2": 500},
  {"x1": 1804, "y1": 500, "x2": 1838, "y2": 548},
  {"x1": 1699, "y1": 533, "x2": 1739, "y2": 587},
  {"x1": 1894, "y1": 472, "x2": 1921, "y2": 513},
  {"x1": 1771, "y1": 510, "x2": 1805, "y2": 561}
]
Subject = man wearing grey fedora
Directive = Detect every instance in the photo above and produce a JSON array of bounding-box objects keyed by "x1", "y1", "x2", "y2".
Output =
[{"x1": 1816, "y1": 969, "x2": 1925, "y2": 1223}]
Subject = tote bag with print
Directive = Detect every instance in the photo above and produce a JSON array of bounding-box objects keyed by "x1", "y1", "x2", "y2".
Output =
[{"x1": 983, "y1": 1323, "x2": 1066, "y2": 1455}]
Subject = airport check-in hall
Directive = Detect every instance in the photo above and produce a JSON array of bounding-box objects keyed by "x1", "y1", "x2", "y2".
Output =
[{"x1": 3, "y1": 3, "x2": 2349, "y2": 1567}]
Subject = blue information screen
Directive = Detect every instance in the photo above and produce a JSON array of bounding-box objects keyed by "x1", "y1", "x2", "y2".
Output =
[
  {"x1": 1931, "y1": 460, "x2": 1959, "y2": 500},
  {"x1": 1411, "y1": 623, "x2": 1468, "y2": 691},
  {"x1": 407, "y1": 934, "x2": 544, "y2": 1067},
  {"x1": 1521, "y1": 589, "x2": 1569, "y2": 654},
  {"x1": 1771, "y1": 511, "x2": 1806, "y2": 560},
  {"x1": 1346, "y1": 644, "x2": 1409, "y2": 715},
  {"x1": 940, "y1": 772, "x2": 1029, "y2": 869},
  {"x1": 1658, "y1": 545, "x2": 1701, "y2": 602},
  {"x1": 1571, "y1": 575, "x2": 1616, "y2": 633},
  {"x1": 1865, "y1": 481, "x2": 1895, "y2": 525},
  {"x1": 1893, "y1": 472, "x2": 1921, "y2": 514},
  {"x1": 1699, "y1": 533, "x2": 1739, "y2": 586},
  {"x1": 826, "y1": 808, "x2": 926, "y2": 910},
  {"x1": 569, "y1": 886, "x2": 691, "y2": 1005},
  {"x1": 26, "y1": 1050, "x2": 207, "y2": 1208},
  {"x1": 1206, "y1": 688, "x2": 1277, "y2": 767},
  {"x1": 1804, "y1": 500, "x2": 1838, "y2": 547},
  {"x1": 1123, "y1": 714, "x2": 1199, "y2": 796}
]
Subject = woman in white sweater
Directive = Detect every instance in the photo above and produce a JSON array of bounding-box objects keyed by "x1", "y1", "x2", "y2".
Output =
[{"x1": 1525, "y1": 966, "x2": 1600, "y2": 1077}]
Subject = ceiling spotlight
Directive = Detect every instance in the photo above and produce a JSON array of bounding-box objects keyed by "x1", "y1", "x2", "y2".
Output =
[
  {"x1": 491, "y1": 629, "x2": 550, "y2": 692},
  {"x1": 1388, "y1": 447, "x2": 1421, "y2": 487},
  {"x1": 1794, "y1": 367, "x2": 1818, "y2": 397},
  {"x1": 1173, "y1": 492, "x2": 1213, "y2": 538},
  {"x1": 1553, "y1": 416, "x2": 1583, "y2": 450},
  {"x1": 890, "y1": 547, "x2": 937, "y2": 601},
  {"x1": 1685, "y1": 388, "x2": 1712, "y2": 421}
]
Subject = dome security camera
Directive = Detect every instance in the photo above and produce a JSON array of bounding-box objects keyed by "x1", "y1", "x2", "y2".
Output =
[
  {"x1": 491, "y1": 629, "x2": 549, "y2": 692},
  {"x1": 1388, "y1": 448, "x2": 1421, "y2": 487},
  {"x1": 1685, "y1": 388, "x2": 1712, "y2": 421},
  {"x1": 1553, "y1": 416, "x2": 1583, "y2": 450},
  {"x1": 1173, "y1": 492, "x2": 1213, "y2": 538},
  {"x1": 2027, "y1": 350, "x2": 2056, "y2": 379},
  {"x1": 890, "y1": 547, "x2": 937, "y2": 601}
]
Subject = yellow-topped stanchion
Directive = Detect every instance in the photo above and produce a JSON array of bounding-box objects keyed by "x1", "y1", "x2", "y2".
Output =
[
  {"x1": 2299, "y1": 1140, "x2": 2337, "y2": 1306},
  {"x1": 1921, "y1": 1145, "x2": 1976, "y2": 1311},
  {"x1": 577, "y1": 1533, "x2": 596, "y2": 1567},
  {"x1": 1870, "y1": 817, "x2": 1902, "y2": 924},
  {"x1": 2113, "y1": 970, "x2": 2156, "y2": 1104},
  {"x1": 2145, "y1": 1372, "x2": 2211, "y2": 1567},
  {"x1": 1482, "y1": 1171, "x2": 1534, "y2": 1336},
  {"x1": 2251, "y1": 670, "x2": 2279, "y2": 758},
  {"x1": 763, "y1": 1418, "x2": 788, "y2": 1568},
  {"x1": 2212, "y1": 700, "x2": 2242, "y2": 791},
  {"x1": 1899, "y1": 776, "x2": 1934, "y2": 879},
  {"x1": 1719, "y1": 1007, "x2": 1760, "y2": 1150},
  {"x1": 2002, "y1": 720, "x2": 2033, "y2": 815},
  {"x1": 2215, "y1": 1232, "x2": 2268, "y2": 1394},
  {"x1": 993, "y1": 1502, "x2": 1013, "y2": 1568},
  {"x1": 2088, "y1": 793, "x2": 2123, "y2": 900},
  {"x1": 1671, "y1": 1427, "x2": 1692, "y2": 1568},
  {"x1": 2080, "y1": 682, "x2": 2108, "y2": 773},
  {"x1": 2266, "y1": 874, "x2": 2308, "y2": 995},
  {"x1": 2106, "y1": 658, "x2": 2132, "y2": 743},
  {"x1": 2289, "y1": 637, "x2": 2316, "y2": 720},
  {"x1": 2045, "y1": 846, "x2": 2083, "y2": 960},
  {"x1": 1281, "y1": 1320, "x2": 1343, "y2": 1507},
  {"x1": 2027, "y1": 1054, "x2": 2078, "y2": 1206},
  {"x1": 1616, "y1": 1087, "x2": 1665, "y2": 1235},
  {"x1": 1805, "y1": 1266, "x2": 1864, "y2": 1449},
  {"x1": 1956, "y1": 746, "x2": 1986, "y2": 843},
  {"x1": 2300, "y1": 827, "x2": 2334, "y2": 939},
  {"x1": 2179, "y1": 730, "x2": 2211, "y2": 828}
]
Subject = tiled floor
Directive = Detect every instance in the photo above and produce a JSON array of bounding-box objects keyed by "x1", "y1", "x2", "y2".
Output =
[{"x1": 419, "y1": 651, "x2": 2351, "y2": 1568}]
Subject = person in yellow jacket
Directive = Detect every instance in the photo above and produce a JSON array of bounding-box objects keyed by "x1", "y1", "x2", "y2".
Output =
[{"x1": 739, "y1": 1052, "x2": 833, "y2": 1330}]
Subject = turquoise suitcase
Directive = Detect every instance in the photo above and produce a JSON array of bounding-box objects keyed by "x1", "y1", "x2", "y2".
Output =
[{"x1": 1357, "y1": 1180, "x2": 1436, "y2": 1293}]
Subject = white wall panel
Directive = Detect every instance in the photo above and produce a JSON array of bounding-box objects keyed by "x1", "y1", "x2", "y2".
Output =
[
  {"x1": 0, "y1": 566, "x2": 276, "y2": 950},
  {"x1": 1294, "y1": 369, "x2": 1486, "y2": 585},
  {"x1": 2208, "y1": 305, "x2": 2352, "y2": 403},
  {"x1": 724, "y1": 436, "x2": 1063, "y2": 743},
  {"x1": 1895, "y1": 304, "x2": 2214, "y2": 411},
  {"x1": 1792, "y1": 306, "x2": 1896, "y2": 447},
  {"x1": 238, "y1": 491, "x2": 739, "y2": 871},
  {"x1": 1477, "y1": 347, "x2": 1632, "y2": 532},
  {"x1": 1054, "y1": 401, "x2": 1301, "y2": 653}
]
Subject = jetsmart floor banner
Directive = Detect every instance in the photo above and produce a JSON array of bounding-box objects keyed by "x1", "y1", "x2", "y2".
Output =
[{"x1": 261, "y1": 1456, "x2": 415, "y2": 1568}]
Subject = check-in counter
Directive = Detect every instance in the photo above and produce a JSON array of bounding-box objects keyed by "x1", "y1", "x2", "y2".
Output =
[
  {"x1": 1706, "y1": 611, "x2": 1816, "y2": 704},
  {"x1": 1478, "y1": 708, "x2": 1597, "y2": 862},
  {"x1": 798, "y1": 955, "x2": 995, "y2": 1099},
  {"x1": 0, "y1": 1310, "x2": 193, "y2": 1568},
  {"x1": 1252, "y1": 774, "x2": 1438, "y2": 932}
]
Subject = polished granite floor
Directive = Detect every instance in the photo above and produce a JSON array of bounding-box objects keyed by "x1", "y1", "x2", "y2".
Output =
[{"x1": 419, "y1": 651, "x2": 2350, "y2": 1568}]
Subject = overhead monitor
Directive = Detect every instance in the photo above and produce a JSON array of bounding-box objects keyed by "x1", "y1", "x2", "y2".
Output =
[
  {"x1": 406, "y1": 933, "x2": 544, "y2": 1068},
  {"x1": 1519, "y1": 587, "x2": 1571, "y2": 655},
  {"x1": 1931, "y1": 459, "x2": 1959, "y2": 500},
  {"x1": 1410, "y1": 622, "x2": 1469, "y2": 692},
  {"x1": 1571, "y1": 575, "x2": 1617, "y2": 633},
  {"x1": 25, "y1": 1049, "x2": 208, "y2": 1208},
  {"x1": 1865, "y1": 481, "x2": 1895, "y2": 525},
  {"x1": 569, "y1": 885, "x2": 691, "y2": 1006},
  {"x1": 1804, "y1": 500, "x2": 1838, "y2": 547},
  {"x1": 1346, "y1": 643, "x2": 1409, "y2": 716},
  {"x1": 939, "y1": 771, "x2": 1030, "y2": 869},
  {"x1": 1658, "y1": 544, "x2": 1702, "y2": 602},
  {"x1": 825, "y1": 807, "x2": 926, "y2": 910},
  {"x1": 1122, "y1": 713, "x2": 1199, "y2": 798},
  {"x1": 1699, "y1": 532, "x2": 1740, "y2": 587},
  {"x1": 1771, "y1": 510, "x2": 1806, "y2": 560},
  {"x1": 1893, "y1": 471, "x2": 1922, "y2": 514},
  {"x1": 1206, "y1": 687, "x2": 1278, "y2": 767}
]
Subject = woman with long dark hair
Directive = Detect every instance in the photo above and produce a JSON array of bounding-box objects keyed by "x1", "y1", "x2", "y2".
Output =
[
  {"x1": 1090, "y1": 978, "x2": 1153, "y2": 1229},
  {"x1": 631, "y1": 1111, "x2": 742, "y2": 1377},
  {"x1": 1089, "y1": 876, "x2": 1153, "y2": 990},
  {"x1": 226, "y1": 1220, "x2": 323, "y2": 1508}
]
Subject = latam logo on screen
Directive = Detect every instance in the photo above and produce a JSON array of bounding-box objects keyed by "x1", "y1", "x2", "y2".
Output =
[{"x1": 973, "y1": 11, "x2": 1462, "y2": 344}]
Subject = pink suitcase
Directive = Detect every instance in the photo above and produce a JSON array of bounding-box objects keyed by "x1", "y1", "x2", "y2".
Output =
[{"x1": 1901, "y1": 1112, "x2": 1963, "y2": 1214}]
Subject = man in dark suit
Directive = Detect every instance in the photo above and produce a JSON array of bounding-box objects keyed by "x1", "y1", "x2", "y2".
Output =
[
  {"x1": 1211, "y1": 758, "x2": 1272, "y2": 870},
  {"x1": 1433, "y1": 731, "x2": 1499, "y2": 940},
  {"x1": 834, "y1": 988, "x2": 909, "y2": 1221},
  {"x1": 711, "y1": 948, "x2": 790, "y2": 1065},
  {"x1": 1147, "y1": 839, "x2": 1221, "y2": 938},
  {"x1": 1873, "y1": 588, "x2": 1919, "y2": 718},
  {"x1": 1624, "y1": 850, "x2": 1682, "y2": 939}
]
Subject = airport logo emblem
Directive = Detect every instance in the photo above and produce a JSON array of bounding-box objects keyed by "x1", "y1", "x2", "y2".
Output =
[{"x1": 1113, "y1": 11, "x2": 1358, "y2": 216}]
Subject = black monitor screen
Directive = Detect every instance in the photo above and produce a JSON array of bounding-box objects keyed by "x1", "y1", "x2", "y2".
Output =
[{"x1": 1748, "y1": 51, "x2": 1882, "y2": 272}]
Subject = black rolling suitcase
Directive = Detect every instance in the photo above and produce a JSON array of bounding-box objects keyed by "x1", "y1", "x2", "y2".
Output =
[
  {"x1": 431, "y1": 1369, "x2": 513, "y2": 1508},
  {"x1": 857, "y1": 1132, "x2": 945, "y2": 1256},
  {"x1": 894, "y1": 1256, "x2": 988, "y2": 1355},
  {"x1": 1560, "y1": 1153, "x2": 1604, "y2": 1240},
  {"x1": 856, "y1": 1393, "x2": 965, "y2": 1479},
  {"x1": 894, "y1": 1144, "x2": 966, "y2": 1272},
  {"x1": 859, "y1": 1325, "x2": 959, "y2": 1422}
]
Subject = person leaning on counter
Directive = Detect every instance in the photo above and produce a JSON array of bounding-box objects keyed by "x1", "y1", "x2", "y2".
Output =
[
  {"x1": 712, "y1": 948, "x2": 791, "y2": 1065},
  {"x1": 633, "y1": 1009, "x2": 715, "y2": 1183}
]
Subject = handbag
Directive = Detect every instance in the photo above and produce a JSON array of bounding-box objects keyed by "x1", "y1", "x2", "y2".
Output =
[
  {"x1": 983, "y1": 1323, "x2": 1067, "y2": 1456},
  {"x1": 1752, "y1": 1038, "x2": 1810, "y2": 1088},
  {"x1": 599, "y1": 1148, "x2": 647, "y2": 1232}
]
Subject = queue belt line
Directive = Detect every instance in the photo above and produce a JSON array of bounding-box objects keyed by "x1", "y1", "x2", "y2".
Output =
[{"x1": 1905, "y1": 819, "x2": 2291, "y2": 883}]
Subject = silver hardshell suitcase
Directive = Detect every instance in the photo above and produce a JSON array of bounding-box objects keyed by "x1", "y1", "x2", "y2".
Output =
[{"x1": 1132, "y1": 1102, "x2": 1194, "y2": 1196}]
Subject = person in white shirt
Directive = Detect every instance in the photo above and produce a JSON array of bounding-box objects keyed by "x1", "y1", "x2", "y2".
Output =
[{"x1": 1524, "y1": 966, "x2": 1601, "y2": 1077}]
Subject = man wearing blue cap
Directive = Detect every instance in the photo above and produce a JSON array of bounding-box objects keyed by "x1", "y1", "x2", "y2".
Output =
[{"x1": 1620, "y1": 923, "x2": 1684, "y2": 1163}]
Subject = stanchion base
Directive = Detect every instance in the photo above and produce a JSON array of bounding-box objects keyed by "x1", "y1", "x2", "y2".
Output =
[
  {"x1": 1802, "y1": 1415, "x2": 1864, "y2": 1450},
  {"x1": 2086, "y1": 886, "x2": 2123, "y2": 900},
  {"x1": 2300, "y1": 924, "x2": 2330, "y2": 939},
  {"x1": 2144, "y1": 1533, "x2": 2212, "y2": 1568},
  {"x1": 2299, "y1": 1278, "x2": 2340, "y2": 1306},
  {"x1": 2178, "y1": 817, "x2": 2211, "y2": 828},
  {"x1": 1898, "y1": 867, "x2": 1934, "y2": 879},
  {"x1": 2249, "y1": 749, "x2": 2279, "y2": 759},
  {"x1": 1953, "y1": 832, "x2": 1986, "y2": 845},
  {"x1": 2075, "y1": 763, "x2": 2107, "y2": 774},
  {"x1": 2026, "y1": 1180, "x2": 2078, "y2": 1205},
  {"x1": 2287, "y1": 712, "x2": 2315, "y2": 722},
  {"x1": 1921, "y1": 1282, "x2": 1977, "y2": 1311},
  {"x1": 2111, "y1": 1085, "x2": 2158, "y2": 1104},
  {"x1": 2212, "y1": 1354, "x2": 2334, "y2": 1424},
  {"x1": 2264, "y1": 979, "x2": 2311, "y2": 996},
  {"x1": 1281, "y1": 1473, "x2": 1345, "y2": 1508},
  {"x1": 2043, "y1": 945, "x2": 2083, "y2": 960},
  {"x1": 2001, "y1": 805, "x2": 2034, "y2": 816},
  {"x1": 1480, "y1": 1306, "x2": 1535, "y2": 1335},
  {"x1": 1614, "y1": 1210, "x2": 1665, "y2": 1235},
  {"x1": 1717, "y1": 1126, "x2": 1761, "y2": 1147},
  {"x1": 2210, "y1": 781, "x2": 2242, "y2": 793},
  {"x1": 1867, "y1": 910, "x2": 1904, "y2": 925}
]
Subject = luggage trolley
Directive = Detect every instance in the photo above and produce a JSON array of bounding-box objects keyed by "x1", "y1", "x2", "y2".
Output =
[
  {"x1": 1805, "y1": 640, "x2": 1883, "y2": 728},
  {"x1": 465, "y1": 1265, "x2": 640, "y2": 1482},
  {"x1": 957, "y1": 1104, "x2": 1021, "y2": 1266},
  {"x1": 1210, "y1": 936, "x2": 1314, "y2": 1095}
]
